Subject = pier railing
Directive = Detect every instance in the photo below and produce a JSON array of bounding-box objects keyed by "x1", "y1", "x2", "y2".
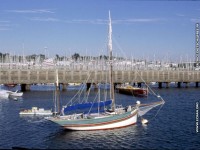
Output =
[{"x1": 0, "y1": 67, "x2": 199, "y2": 84}]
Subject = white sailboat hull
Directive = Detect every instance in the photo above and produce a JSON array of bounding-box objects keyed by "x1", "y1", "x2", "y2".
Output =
[
  {"x1": 47, "y1": 109, "x2": 138, "y2": 131},
  {"x1": 19, "y1": 112, "x2": 52, "y2": 115},
  {"x1": 64, "y1": 111, "x2": 137, "y2": 131}
]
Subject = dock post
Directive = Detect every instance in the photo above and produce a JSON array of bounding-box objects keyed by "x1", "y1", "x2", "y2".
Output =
[
  {"x1": 196, "y1": 82, "x2": 199, "y2": 88},
  {"x1": 114, "y1": 83, "x2": 118, "y2": 90},
  {"x1": 86, "y1": 83, "x2": 91, "y2": 92},
  {"x1": 59, "y1": 83, "x2": 62, "y2": 90},
  {"x1": 138, "y1": 83, "x2": 142, "y2": 88},
  {"x1": 185, "y1": 82, "x2": 188, "y2": 88},
  {"x1": 25, "y1": 84, "x2": 31, "y2": 91},
  {"x1": 93, "y1": 83, "x2": 98, "y2": 91},
  {"x1": 177, "y1": 82, "x2": 181, "y2": 88},
  {"x1": 21, "y1": 84, "x2": 26, "y2": 91},
  {"x1": 62, "y1": 83, "x2": 67, "y2": 91},
  {"x1": 55, "y1": 83, "x2": 59, "y2": 91},
  {"x1": 166, "y1": 82, "x2": 169, "y2": 88},
  {"x1": 158, "y1": 82, "x2": 162, "y2": 89}
]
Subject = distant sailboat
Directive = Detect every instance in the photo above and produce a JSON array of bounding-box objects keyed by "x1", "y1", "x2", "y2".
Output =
[{"x1": 46, "y1": 11, "x2": 165, "y2": 131}]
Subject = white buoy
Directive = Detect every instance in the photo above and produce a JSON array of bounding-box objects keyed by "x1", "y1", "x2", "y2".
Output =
[
  {"x1": 136, "y1": 101, "x2": 141, "y2": 105},
  {"x1": 141, "y1": 118, "x2": 148, "y2": 124}
]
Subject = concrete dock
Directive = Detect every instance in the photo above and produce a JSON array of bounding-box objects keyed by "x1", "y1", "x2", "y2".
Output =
[{"x1": 0, "y1": 67, "x2": 199, "y2": 90}]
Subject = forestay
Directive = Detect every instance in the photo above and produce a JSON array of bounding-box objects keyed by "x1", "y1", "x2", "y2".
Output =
[{"x1": 138, "y1": 101, "x2": 164, "y2": 117}]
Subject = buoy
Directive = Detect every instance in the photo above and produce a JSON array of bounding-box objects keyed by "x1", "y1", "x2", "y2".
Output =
[
  {"x1": 141, "y1": 118, "x2": 148, "y2": 124},
  {"x1": 136, "y1": 101, "x2": 141, "y2": 105}
]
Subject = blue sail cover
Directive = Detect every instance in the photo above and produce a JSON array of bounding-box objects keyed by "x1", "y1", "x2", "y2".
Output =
[{"x1": 63, "y1": 100, "x2": 112, "y2": 114}]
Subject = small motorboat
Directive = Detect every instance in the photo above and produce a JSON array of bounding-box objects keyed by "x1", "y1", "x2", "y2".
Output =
[
  {"x1": 116, "y1": 85, "x2": 148, "y2": 97},
  {"x1": 7, "y1": 90, "x2": 23, "y2": 97},
  {"x1": 19, "y1": 107, "x2": 52, "y2": 115}
]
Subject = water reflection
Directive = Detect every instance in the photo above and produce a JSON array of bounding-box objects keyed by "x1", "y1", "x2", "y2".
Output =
[
  {"x1": 0, "y1": 85, "x2": 200, "y2": 149},
  {"x1": 46, "y1": 125, "x2": 143, "y2": 149}
]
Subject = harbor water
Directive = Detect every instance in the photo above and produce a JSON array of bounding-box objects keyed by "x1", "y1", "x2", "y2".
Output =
[{"x1": 0, "y1": 84, "x2": 199, "y2": 149}]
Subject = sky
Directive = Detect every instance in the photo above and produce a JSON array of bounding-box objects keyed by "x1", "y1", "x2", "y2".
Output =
[{"x1": 0, "y1": 0, "x2": 200, "y2": 62}]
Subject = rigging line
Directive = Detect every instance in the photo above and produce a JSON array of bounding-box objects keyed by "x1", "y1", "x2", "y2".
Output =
[
  {"x1": 98, "y1": 83, "x2": 101, "y2": 115},
  {"x1": 85, "y1": 85, "x2": 91, "y2": 103},
  {"x1": 75, "y1": 78, "x2": 88, "y2": 101},
  {"x1": 77, "y1": 82, "x2": 87, "y2": 103},
  {"x1": 80, "y1": 87, "x2": 87, "y2": 103},
  {"x1": 135, "y1": 69, "x2": 158, "y2": 97},
  {"x1": 104, "y1": 83, "x2": 107, "y2": 102},
  {"x1": 104, "y1": 67, "x2": 108, "y2": 102},
  {"x1": 53, "y1": 89, "x2": 56, "y2": 112},
  {"x1": 148, "y1": 102, "x2": 165, "y2": 122},
  {"x1": 103, "y1": 84, "x2": 107, "y2": 110},
  {"x1": 77, "y1": 71, "x2": 92, "y2": 103},
  {"x1": 87, "y1": 88, "x2": 100, "y2": 115},
  {"x1": 112, "y1": 34, "x2": 127, "y2": 59},
  {"x1": 65, "y1": 71, "x2": 92, "y2": 107},
  {"x1": 73, "y1": 77, "x2": 91, "y2": 104},
  {"x1": 132, "y1": 69, "x2": 165, "y2": 106},
  {"x1": 68, "y1": 83, "x2": 84, "y2": 106},
  {"x1": 78, "y1": 74, "x2": 93, "y2": 103},
  {"x1": 81, "y1": 79, "x2": 93, "y2": 104}
]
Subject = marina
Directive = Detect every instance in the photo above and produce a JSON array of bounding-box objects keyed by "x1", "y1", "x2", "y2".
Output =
[
  {"x1": 43, "y1": 12, "x2": 165, "y2": 131},
  {"x1": 0, "y1": 0, "x2": 200, "y2": 149},
  {"x1": 0, "y1": 85, "x2": 199, "y2": 149}
]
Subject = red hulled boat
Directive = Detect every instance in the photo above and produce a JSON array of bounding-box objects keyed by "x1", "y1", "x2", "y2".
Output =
[{"x1": 116, "y1": 85, "x2": 148, "y2": 97}]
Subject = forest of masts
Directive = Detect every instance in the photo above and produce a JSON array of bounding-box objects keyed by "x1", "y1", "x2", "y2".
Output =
[{"x1": 0, "y1": 52, "x2": 198, "y2": 71}]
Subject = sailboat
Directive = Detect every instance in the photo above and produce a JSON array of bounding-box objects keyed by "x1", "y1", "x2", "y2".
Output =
[{"x1": 46, "y1": 11, "x2": 165, "y2": 131}]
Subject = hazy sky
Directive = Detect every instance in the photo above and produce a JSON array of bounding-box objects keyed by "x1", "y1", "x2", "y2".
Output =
[{"x1": 0, "y1": 0, "x2": 200, "y2": 62}]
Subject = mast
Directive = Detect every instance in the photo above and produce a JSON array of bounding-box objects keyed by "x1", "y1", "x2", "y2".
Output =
[
  {"x1": 108, "y1": 11, "x2": 115, "y2": 111},
  {"x1": 55, "y1": 69, "x2": 60, "y2": 115}
]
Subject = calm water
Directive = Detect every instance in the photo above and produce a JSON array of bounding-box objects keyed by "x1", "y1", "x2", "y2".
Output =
[{"x1": 0, "y1": 84, "x2": 200, "y2": 149}]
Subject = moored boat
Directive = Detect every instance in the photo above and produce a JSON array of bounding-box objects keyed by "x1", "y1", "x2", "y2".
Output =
[
  {"x1": 7, "y1": 90, "x2": 23, "y2": 97},
  {"x1": 19, "y1": 107, "x2": 52, "y2": 115},
  {"x1": 4, "y1": 84, "x2": 17, "y2": 87},
  {"x1": 47, "y1": 106, "x2": 138, "y2": 131},
  {"x1": 45, "y1": 11, "x2": 165, "y2": 131},
  {"x1": 116, "y1": 85, "x2": 148, "y2": 97}
]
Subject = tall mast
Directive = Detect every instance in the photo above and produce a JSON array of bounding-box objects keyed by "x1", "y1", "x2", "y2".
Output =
[
  {"x1": 108, "y1": 11, "x2": 115, "y2": 111},
  {"x1": 55, "y1": 69, "x2": 60, "y2": 114}
]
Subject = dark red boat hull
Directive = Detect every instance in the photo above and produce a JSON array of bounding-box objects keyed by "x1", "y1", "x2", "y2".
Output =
[
  {"x1": 4, "y1": 84, "x2": 17, "y2": 87},
  {"x1": 116, "y1": 88, "x2": 148, "y2": 97}
]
